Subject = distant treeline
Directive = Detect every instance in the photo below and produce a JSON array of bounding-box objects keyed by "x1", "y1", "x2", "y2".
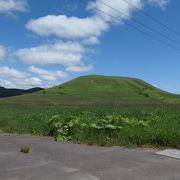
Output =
[{"x1": 0, "y1": 86, "x2": 44, "y2": 98}]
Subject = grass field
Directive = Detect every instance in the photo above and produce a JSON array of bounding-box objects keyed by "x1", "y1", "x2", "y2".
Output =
[{"x1": 0, "y1": 75, "x2": 180, "y2": 148}]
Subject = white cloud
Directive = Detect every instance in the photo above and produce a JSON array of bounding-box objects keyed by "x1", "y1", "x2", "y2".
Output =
[
  {"x1": 0, "y1": 66, "x2": 43, "y2": 89},
  {"x1": 0, "y1": 79, "x2": 16, "y2": 88},
  {"x1": 25, "y1": 0, "x2": 170, "y2": 42},
  {"x1": 26, "y1": 15, "x2": 109, "y2": 39},
  {"x1": 148, "y1": 0, "x2": 169, "y2": 9},
  {"x1": 17, "y1": 41, "x2": 86, "y2": 66},
  {"x1": 66, "y1": 65, "x2": 93, "y2": 73},
  {"x1": 87, "y1": 0, "x2": 142, "y2": 22},
  {"x1": 0, "y1": 66, "x2": 26, "y2": 79},
  {"x1": 82, "y1": 36, "x2": 100, "y2": 45},
  {"x1": 28, "y1": 66, "x2": 67, "y2": 81},
  {"x1": 23, "y1": 0, "x2": 145, "y2": 72},
  {"x1": 25, "y1": 1, "x2": 143, "y2": 40},
  {"x1": 0, "y1": 0, "x2": 28, "y2": 14},
  {"x1": 14, "y1": 77, "x2": 43, "y2": 89},
  {"x1": 0, "y1": 45, "x2": 6, "y2": 60},
  {"x1": 0, "y1": 77, "x2": 43, "y2": 89}
]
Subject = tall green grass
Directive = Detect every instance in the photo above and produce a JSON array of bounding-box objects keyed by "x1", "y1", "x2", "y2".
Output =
[{"x1": 0, "y1": 101, "x2": 180, "y2": 148}]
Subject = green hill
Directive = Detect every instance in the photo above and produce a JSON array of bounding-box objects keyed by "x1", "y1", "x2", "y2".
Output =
[
  {"x1": 3, "y1": 75, "x2": 180, "y2": 106},
  {"x1": 1, "y1": 75, "x2": 180, "y2": 148},
  {"x1": 42, "y1": 75, "x2": 177, "y2": 101}
]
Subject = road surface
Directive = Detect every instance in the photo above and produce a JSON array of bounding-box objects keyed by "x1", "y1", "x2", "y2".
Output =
[{"x1": 0, "y1": 133, "x2": 179, "y2": 180}]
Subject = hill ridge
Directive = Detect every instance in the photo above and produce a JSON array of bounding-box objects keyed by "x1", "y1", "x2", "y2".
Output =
[{"x1": 43, "y1": 75, "x2": 177, "y2": 100}]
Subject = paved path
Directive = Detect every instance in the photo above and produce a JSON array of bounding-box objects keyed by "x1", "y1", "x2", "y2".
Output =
[{"x1": 0, "y1": 134, "x2": 180, "y2": 180}]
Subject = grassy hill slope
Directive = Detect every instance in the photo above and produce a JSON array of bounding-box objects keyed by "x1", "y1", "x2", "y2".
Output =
[
  {"x1": 43, "y1": 75, "x2": 177, "y2": 101},
  {"x1": 4, "y1": 75, "x2": 179, "y2": 106}
]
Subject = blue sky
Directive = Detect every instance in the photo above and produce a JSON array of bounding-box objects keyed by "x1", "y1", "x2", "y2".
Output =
[{"x1": 0, "y1": 0, "x2": 180, "y2": 93}]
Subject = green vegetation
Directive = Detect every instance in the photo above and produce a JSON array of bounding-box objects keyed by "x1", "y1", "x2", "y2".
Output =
[
  {"x1": 48, "y1": 109, "x2": 180, "y2": 147},
  {"x1": 0, "y1": 75, "x2": 180, "y2": 148},
  {"x1": 43, "y1": 75, "x2": 177, "y2": 101},
  {"x1": 0, "y1": 86, "x2": 43, "y2": 98},
  {"x1": 20, "y1": 145, "x2": 30, "y2": 154}
]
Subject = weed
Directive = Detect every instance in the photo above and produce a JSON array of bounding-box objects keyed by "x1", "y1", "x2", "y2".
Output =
[{"x1": 20, "y1": 145, "x2": 30, "y2": 154}]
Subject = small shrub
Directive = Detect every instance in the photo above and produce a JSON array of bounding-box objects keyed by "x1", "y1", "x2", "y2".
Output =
[
  {"x1": 138, "y1": 87, "x2": 149, "y2": 98},
  {"x1": 20, "y1": 145, "x2": 30, "y2": 154},
  {"x1": 144, "y1": 93, "x2": 149, "y2": 98}
]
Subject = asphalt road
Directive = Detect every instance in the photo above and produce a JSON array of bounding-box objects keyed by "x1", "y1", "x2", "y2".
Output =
[{"x1": 0, "y1": 133, "x2": 180, "y2": 180}]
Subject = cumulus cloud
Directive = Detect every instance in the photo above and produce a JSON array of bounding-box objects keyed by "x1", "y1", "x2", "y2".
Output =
[
  {"x1": 148, "y1": 0, "x2": 169, "y2": 9},
  {"x1": 0, "y1": 0, "x2": 28, "y2": 14},
  {"x1": 26, "y1": 0, "x2": 170, "y2": 41},
  {"x1": 23, "y1": 0, "x2": 145, "y2": 72},
  {"x1": 0, "y1": 77, "x2": 42, "y2": 89},
  {"x1": 0, "y1": 45, "x2": 6, "y2": 61},
  {"x1": 31, "y1": 0, "x2": 169, "y2": 41},
  {"x1": 87, "y1": 0, "x2": 142, "y2": 22},
  {"x1": 0, "y1": 66, "x2": 26, "y2": 79},
  {"x1": 82, "y1": 36, "x2": 100, "y2": 45},
  {"x1": 66, "y1": 65, "x2": 93, "y2": 73},
  {"x1": 28, "y1": 66, "x2": 67, "y2": 81},
  {"x1": 17, "y1": 41, "x2": 85, "y2": 66},
  {"x1": 26, "y1": 15, "x2": 109, "y2": 39},
  {"x1": 0, "y1": 66, "x2": 44, "y2": 89},
  {"x1": 25, "y1": 0, "x2": 143, "y2": 41},
  {"x1": 0, "y1": 79, "x2": 16, "y2": 88},
  {"x1": 14, "y1": 77, "x2": 42, "y2": 89}
]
